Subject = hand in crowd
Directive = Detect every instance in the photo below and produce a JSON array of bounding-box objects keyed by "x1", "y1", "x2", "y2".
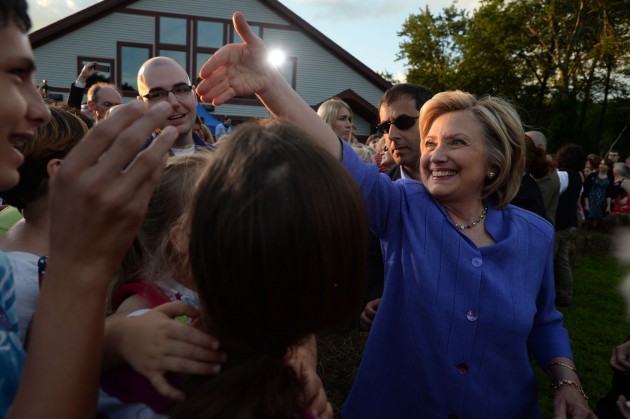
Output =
[
  {"x1": 284, "y1": 335, "x2": 332, "y2": 419},
  {"x1": 105, "y1": 301, "x2": 225, "y2": 401},
  {"x1": 552, "y1": 386, "x2": 597, "y2": 419},
  {"x1": 611, "y1": 340, "x2": 630, "y2": 373},
  {"x1": 46, "y1": 101, "x2": 177, "y2": 278},
  {"x1": 618, "y1": 395, "x2": 630, "y2": 418},
  {"x1": 12, "y1": 101, "x2": 177, "y2": 418},
  {"x1": 77, "y1": 61, "x2": 99, "y2": 84},
  {"x1": 197, "y1": 11, "x2": 275, "y2": 106},
  {"x1": 360, "y1": 298, "x2": 380, "y2": 331}
]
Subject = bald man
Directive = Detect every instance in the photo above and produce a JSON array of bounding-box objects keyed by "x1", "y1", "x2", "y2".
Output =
[
  {"x1": 525, "y1": 130, "x2": 567, "y2": 225},
  {"x1": 526, "y1": 130, "x2": 548, "y2": 150},
  {"x1": 138, "y1": 57, "x2": 213, "y2": 155}
]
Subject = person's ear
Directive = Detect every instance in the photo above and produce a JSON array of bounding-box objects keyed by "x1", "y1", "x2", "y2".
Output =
[
  {"x1": 87, "y1": 100, "x2": 96, "y2": 111},
  {"x1": 46, "y1": 159, "x2": 63, "y2": 177}
]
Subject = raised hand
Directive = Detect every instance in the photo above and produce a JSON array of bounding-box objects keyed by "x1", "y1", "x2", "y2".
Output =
[
  {"x1": 197, "y1": 12, "x2": 341, "y2": 158},
  {"x1": 197, "y1": 11, "x2": 277, "y2": 106},
  {"x1": 10, "y1": 100, "x2": 177, "y2": 419}
]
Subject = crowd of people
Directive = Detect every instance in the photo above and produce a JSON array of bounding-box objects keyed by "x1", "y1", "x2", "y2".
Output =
[{"x1": 3, "y1": 2, "x2": 630, "y2": 418}]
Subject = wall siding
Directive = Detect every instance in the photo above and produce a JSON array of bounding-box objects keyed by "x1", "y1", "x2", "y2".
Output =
[
  {"x1": 34, "y1": 13, "x2": 154, "y2": 93},
  {"x1": 32, "y1": 0, "x2": 386, "y2": 136}
]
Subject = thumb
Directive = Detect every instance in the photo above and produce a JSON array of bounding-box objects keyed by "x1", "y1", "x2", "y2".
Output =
[
  {"x1": 154, "y1": 301, "x2": 200, "y2": 319},
  {"x1": 233, "y1": 11, "x2": 258, "y2": 46}
]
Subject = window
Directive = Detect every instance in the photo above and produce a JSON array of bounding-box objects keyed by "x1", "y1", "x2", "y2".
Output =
[
  {"x1": 232, "y1": 24, "x2": 261, "y2": 43},
  {"x1": 197, "y1": 20, "x2": 224, "y2": 49},
  {"x1": 276, "y1": 57, "x2": 297, "y2": 89},
  {"x1": 118, "y1": 43, "x2": 152, "y2": 94},
  {"x1": 159, "y1": 49, "x2": 188, "y2": 73},
  {"x1": 195, "y1": 52, "x2": 213, "y2": 84},
  {"x1": 159, "y1": 17, "x2": 187, "y2": 45}
]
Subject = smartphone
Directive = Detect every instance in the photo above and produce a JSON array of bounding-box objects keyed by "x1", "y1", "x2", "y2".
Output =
[{"x1": 94, "y1": 63, "x2": 110, "y2": 73}]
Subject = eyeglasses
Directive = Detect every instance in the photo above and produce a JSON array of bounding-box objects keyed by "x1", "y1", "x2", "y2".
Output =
[
  {"x1": 376, "y1": 115, "x2": 419, "y2": 135},
  {"x1": 142, "y1": 84, "x2": 194, "y2": 101}
]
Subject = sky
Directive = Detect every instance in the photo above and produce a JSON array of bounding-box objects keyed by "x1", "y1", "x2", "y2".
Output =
[{"x1": 28, "y1": 0, "x2": 481, "y2": 82}]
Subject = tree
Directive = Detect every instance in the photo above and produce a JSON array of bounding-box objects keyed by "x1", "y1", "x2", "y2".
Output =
[
  {"x1": 396, "y1": 0, "x2": 630, "y2": 152},
  {"x1": 377, "y1": 70, "x2": 397, "y2": 84},
  {"x1": 397, "y1": 5, "x2": 468, "y2": 92}
]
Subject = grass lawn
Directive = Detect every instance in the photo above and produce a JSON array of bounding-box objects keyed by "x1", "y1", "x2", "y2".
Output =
[{"x1": 317, "y1": 226, "x2": 630, "y2": 418}]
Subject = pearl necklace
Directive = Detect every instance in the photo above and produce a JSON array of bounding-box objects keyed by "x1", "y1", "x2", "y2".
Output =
[{"x1": 452, "y1": 206, "x2": 488, "y2": 230}]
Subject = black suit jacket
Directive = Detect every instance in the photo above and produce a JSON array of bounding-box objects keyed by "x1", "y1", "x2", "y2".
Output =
[
  {"x1": 67, "y1": 83, "x2": 85, "y2": 110},
  {"x1": 387, "y1": 165, "x2": 403, "y2": 181}
]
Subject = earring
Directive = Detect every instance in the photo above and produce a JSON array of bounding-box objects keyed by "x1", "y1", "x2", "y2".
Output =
[{"x1": 488, "y1": 171, "x2": 496, "y2": 179}]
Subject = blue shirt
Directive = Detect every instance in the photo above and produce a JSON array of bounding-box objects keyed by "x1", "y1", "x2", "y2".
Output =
[
  {"x1": 340, "y1": 141, "x2": 571, "y2": 418},
  {"x1": 0, "y1": 251, "x2": 25, "y2": 416}
]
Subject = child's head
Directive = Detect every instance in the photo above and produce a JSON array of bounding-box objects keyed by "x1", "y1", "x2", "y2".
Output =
[
  {"x1": 114, "y1": 152, "x2": 212, "y2": 291},
  {"x1": 1, "y1": 105, "x2": 87, "y2": 212},
  {"x1": 141, "y1": 152, "x2": 212, "y2": 282},
  {"x1": 178, "y1": 119, "x2": 367, "y2": 417}
]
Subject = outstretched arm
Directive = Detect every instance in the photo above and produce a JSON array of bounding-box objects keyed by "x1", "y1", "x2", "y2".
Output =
[
  {"x1": 196, "y1": 11, "x2": 341, "y2": 159},
  {"x1": 8, "y1": 101, "x2": 177, "y2": 419},
  {"x1": 104, "y1": 301, "x2": 225, "y2": 401}
]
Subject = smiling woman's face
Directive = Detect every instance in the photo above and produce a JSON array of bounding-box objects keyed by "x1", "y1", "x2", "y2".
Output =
[{"x1": 420, "y1": 110, "x2": 489, "y2": 207}]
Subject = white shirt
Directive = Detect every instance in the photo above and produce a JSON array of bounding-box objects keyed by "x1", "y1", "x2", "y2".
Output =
[{"x1": 6, "y1": 251, "x2": 39, "y2": 344}]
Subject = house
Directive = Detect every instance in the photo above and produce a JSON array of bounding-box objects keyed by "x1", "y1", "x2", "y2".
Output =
[{"x1": 29, "y1": 0, "x2": 391, "y2": 139}]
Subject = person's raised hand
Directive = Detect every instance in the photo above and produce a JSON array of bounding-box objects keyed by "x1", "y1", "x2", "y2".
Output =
[
  {"x1": 47, "y1": 100, "x2": 177, "y2": 287},
  {"x1": 77, "y1": 61, "x2": 98, "y2": 84},
  {"x1": 197, "y1": 12, "x2": 277, "y2": 106}
]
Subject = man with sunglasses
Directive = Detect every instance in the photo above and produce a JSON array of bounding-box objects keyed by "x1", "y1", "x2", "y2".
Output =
[
  {"x1": 359, "y1": 84, "x2": 434, "y2": 330},
  {"x1": 138, "y1": 57, "x2": 213, "y2": 155},
  {"x1": 376, "y1": 83, "x2": 433, "y2": 181}
]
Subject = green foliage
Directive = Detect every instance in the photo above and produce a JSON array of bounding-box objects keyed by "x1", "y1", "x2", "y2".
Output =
[
  {"x1": 376, "y1": 70, "x2": 396, "y2": 84},
  {"x1": 396, "y1": 0, "x2": 630, "y2": 153},
  {"x1": 397, "y1": 5, "x2": 468, "y2": 92},
  {"x1": 535, "y1": 247, "x2": 630, "y2": 418}
]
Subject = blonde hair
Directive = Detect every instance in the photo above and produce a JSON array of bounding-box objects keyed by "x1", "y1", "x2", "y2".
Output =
[
  {"x1": 317, "y1": 97, "x2": 351, "y2": 132},
  {"x1": 111, "y1": 152, "x2": 213, "y2": 298},
  {"x1": 375, "y1": 136, "x2": 387, "y2": 154},
  {"x1": 351, "y1": 142, "x2": 375, "y2": 164},
  {"x1": 420, "y1": 91, "x2": 525, "y2": 208}
]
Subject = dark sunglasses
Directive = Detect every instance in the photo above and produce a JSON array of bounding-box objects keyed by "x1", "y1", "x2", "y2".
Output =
[{"x1": 376, "y1": 115, "x2": 419, "y2": 135}]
